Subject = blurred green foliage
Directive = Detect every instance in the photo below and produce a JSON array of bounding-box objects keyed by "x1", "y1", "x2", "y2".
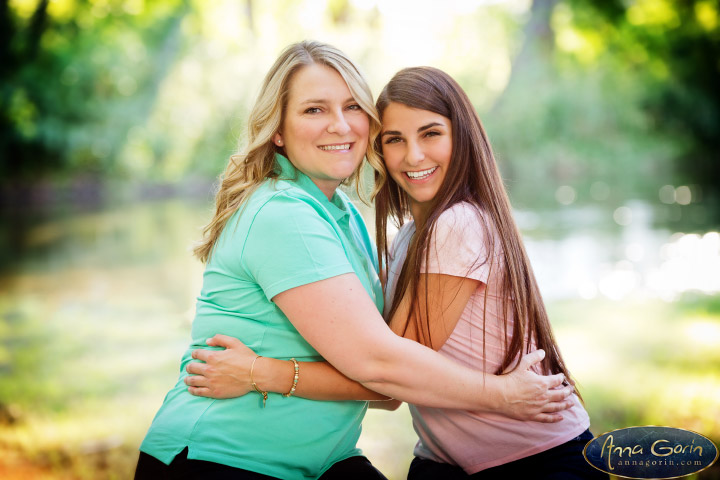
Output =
[
  {"x1": 565, "y1": 0, "x2": 720, "y2": 210},
  {"x1": 1, "y1": 0, "x2": 192, "y2": 178},
  {"x1": 1, "y1": 0, "x2": 718, "y2": 227},
  {"x1": 487, "y1": 0, "x2": 719, "y2": 224}
]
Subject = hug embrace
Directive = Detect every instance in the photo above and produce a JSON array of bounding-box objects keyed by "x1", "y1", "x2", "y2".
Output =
[{"x1": 134, "y1": 40, "x2": 607, "y2": 480}]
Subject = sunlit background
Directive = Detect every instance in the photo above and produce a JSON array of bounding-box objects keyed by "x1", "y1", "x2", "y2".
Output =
[{"x1": 1, "y1": 0, "x2": 719, "y2": 478}]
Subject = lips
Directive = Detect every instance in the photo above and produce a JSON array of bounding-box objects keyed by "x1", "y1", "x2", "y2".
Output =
[
  {"x1": 405, "y1": 166, "x2": 437, "y2": 180},
  {"x1": 318, "y1": 143, "x2": 352, "y2": 151}
]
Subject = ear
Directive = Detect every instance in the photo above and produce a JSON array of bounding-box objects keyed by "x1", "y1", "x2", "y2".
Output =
[{"x1": 273, "y1": 132, "x2": 284, "y2": 147}]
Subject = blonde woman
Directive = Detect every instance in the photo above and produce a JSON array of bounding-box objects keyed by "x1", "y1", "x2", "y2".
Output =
[{"x1": 136, "y1": 41, "x2": 572, "y2": 480}]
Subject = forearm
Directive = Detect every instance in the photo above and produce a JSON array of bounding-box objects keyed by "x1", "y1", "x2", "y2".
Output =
[
  {"x1": 275, "y1": 274, "x2": 570, "y2": 421},
  {"x1": 254, "y1": 357, "x2": 389, "y2": 401},
  {"x1": 356, "y1": 334, "x2": 504, "y2": 411},
  {"x1": 252, "y1": 348, "x2": 497, "y2": 408},
  {"x1": 369, "y1": 399, "x2": 402, "y2": 410}
]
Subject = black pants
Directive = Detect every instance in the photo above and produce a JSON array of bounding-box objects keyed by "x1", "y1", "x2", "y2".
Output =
[
  {"x1": 408, "y1": 429, "x2": 609, "y2": 480},
  {"x1": 134, "y1": 447, "x2": 387, "y2": 480}
]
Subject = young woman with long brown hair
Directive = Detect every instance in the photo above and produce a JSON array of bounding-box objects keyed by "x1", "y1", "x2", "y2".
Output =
[
  {"x1": 135, "y1": 42, "x2": 573, "y2": 480},
  {"x1": 375, "y1": 67, "x2": 604, "y2": 479},
  {"x1": 187, "y1": 66, "x2": 605, "y2": 479}
]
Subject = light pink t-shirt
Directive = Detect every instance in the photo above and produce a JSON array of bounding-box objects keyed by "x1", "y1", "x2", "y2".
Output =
[{"x1": 384, "y1": 202, "x2": 590, "y2": 474}]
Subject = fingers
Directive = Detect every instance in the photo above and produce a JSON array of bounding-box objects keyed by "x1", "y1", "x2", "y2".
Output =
[
  {"x1": 191, "y1": 348, "x2": 212, "y2": 362},
  {"x1": 206, "y1": 334, "x2": 239, "y2": 349},
  {"x1": 185, "y1": 361, "x2": 206, "y2": 375},
  {"x1": 531, "y1": 412, "x2": 564, "y2": 423},
  {"x1": 546, "y1": 373, "x2": 567, "y2": 389},
  {"x1": 184, "y1": 374, "x2": 207, "y2": 388},
  {"x1": 540, "y1": 400, "x2": 573, "y2": 414},
  {"x1": 187, "y1": 386, "x2": 211, "y2": 397},
  {"x1": 546, "y1": 385, "x2": 574, "y2": 403},
  {"x1": 519, "y1": 349, "x2": 545, "y2": 370}
]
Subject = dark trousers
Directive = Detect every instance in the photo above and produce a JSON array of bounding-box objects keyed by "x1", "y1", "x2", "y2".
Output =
[
  {"x1": 408, "y1": 429, "x2": 609, "y2": 480},
  {"x1": 134, "y1": 447, "x2": 387, "y2": 480}
]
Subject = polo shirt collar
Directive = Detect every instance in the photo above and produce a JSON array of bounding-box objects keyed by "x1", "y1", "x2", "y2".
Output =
[{"x1": 274, "y1": 153, "x2": 349, "y2": 222}]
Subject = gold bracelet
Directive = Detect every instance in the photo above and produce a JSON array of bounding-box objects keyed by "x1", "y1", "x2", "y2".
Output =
[
  {"x1": 282, "y1": 358, "x2": 300, "y2": 398},
  {"x1": 250, "y1": 355, "x2": 268, "y2": 407}
]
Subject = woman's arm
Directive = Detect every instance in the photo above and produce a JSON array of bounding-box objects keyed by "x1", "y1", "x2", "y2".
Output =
[
  {"x1": 186, "y1": 273, "x2": 571, "y2": 420},
  {"x1": 369, "y1": 399, "x2": 403, "y2": 411},
  {"x1": 286, "y1": 273, "x2": 569, "y2": 419},
  {"x1": 387, "y1": 273, "x2": 478, "y2": 351},
  {"x1": 185, "y1": 334, "x2": 389, "y2": 401},
  {"x1": 271, "y1": 273, "x2": 568, "y2": 417},
  {"x1": 185, "y1": 271, "x2": 473, "y2": 401}
]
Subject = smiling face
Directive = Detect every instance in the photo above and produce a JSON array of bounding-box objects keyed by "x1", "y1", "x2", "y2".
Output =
[
  {"x1": 380, "y1": 102, "x2": 453, "y2": 220},
  {"x1": 274, "y1": 63, "x2": 370, "y2": 199}
]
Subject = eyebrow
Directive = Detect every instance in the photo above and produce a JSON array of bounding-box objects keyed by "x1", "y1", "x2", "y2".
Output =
[
  {"x1": 381, "y1": 130, "x2": 401, "y2": 137},
  {"x1": 418, "y1": 122, "x2": 443, "y2": 132},
  {"x1": 300, "y1": 97, "x2": 356, "y2": 105},
  {"x1": 381, "y1": 122, "x2": 445, "y2": 137}
]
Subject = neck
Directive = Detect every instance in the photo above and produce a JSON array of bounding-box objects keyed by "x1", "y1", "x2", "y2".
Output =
[{"x1": 409, "y1": 200, "x2": 431, "y2": 227}]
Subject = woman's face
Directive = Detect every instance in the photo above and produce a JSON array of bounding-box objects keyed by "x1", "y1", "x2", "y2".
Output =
[
  {"x1": 274, "y1": 64, "x2": 370, "y2": 199},
  {"x1": 380, "y1": 102, "x2": 452, "y2": 219}
]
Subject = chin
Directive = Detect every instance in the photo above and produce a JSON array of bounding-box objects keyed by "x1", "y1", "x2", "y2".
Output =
[{"x1": 336, "y1": 165, "x2": 361, "y2": 179}]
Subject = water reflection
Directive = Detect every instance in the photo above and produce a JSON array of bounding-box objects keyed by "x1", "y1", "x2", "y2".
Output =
[
  {"x1": 521, "y1": 201, "x2": 720, "y2": 301},
  {"x1": 3, "y1": 197, "x2": 718, "y2": 329}
]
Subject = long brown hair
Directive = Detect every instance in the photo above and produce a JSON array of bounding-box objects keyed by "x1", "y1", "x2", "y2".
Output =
[
  {"x1": 194, "y1": 40, "x2": 382, "y2": 262},
  {"x1": 373, "y1": 67, "x2": 576, "y2": 388}
]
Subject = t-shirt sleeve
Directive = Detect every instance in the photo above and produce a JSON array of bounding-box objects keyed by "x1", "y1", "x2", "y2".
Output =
[
  {"x1": 424, "y1": 203, "x2": 495, "y2": 283},
  {"x1": 243, "y1": 193, "x2": 355, "y2": 301}
]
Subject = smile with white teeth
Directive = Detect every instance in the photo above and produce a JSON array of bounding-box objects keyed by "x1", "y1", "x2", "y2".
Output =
[
  {"x1": 318, "y1": 143, "x2": 351, "y2": 151},
  {"x1": 405, "y1": 167, "x2": 437, "y2": 180}
]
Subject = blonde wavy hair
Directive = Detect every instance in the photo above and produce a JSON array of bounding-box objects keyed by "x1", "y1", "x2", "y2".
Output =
[{"x1": 194, "y1": 40, "x2": 383, "y2": 262}]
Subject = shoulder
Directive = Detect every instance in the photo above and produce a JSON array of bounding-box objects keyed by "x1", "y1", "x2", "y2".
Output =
[
  {"x1": 238, "y1": 188, "x2": 341, "y2": 254},
  {"x1": 241, "y1": 187, "x2": 351, "y2": 273},
  {"x1": 250, "y1": 182, "x2": 331, "y2": 224},
  {"x1": 424, "y1": 202, "x2": 498, "y2": 279},
  {"x1": 432, "y1": 202, "x2": 489, "y2": 245}
]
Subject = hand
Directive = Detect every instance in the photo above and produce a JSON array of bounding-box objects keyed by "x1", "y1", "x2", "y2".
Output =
[
  {"x1": 498, "y1": 349, "x2": 575, "y2": 423},
  {"x1": 184, "y1": 334, "x2": 258, "y2": 399}
]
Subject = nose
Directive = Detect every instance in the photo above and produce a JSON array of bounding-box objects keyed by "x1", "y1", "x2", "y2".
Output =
[
  {"x1": 405, "y1": 141, "x2": 424, "y2": 166},
  {"x1": 327, "y1": 109, "x2": 351, "y2": 136}
]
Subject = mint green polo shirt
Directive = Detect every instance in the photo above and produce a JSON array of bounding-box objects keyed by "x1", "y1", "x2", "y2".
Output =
[{"x1": 139, "y1": 154, "x2": 383, "y2": 479}]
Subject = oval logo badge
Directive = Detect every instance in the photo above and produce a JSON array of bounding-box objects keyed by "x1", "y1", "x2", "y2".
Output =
[{"x1": 584, "y1": 426, "x2": 718, "y2": 479}]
